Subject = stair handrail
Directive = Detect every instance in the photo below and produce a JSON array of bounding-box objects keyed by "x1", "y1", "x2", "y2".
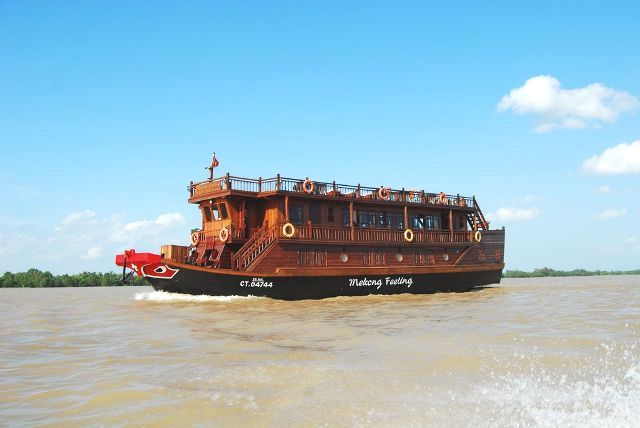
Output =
[
  {"x1": 233, "y1": 224, "x2": 279, "y2": 270},
  {"x1": 472, "y1": 197, "x2": 490, "y2": 230}
]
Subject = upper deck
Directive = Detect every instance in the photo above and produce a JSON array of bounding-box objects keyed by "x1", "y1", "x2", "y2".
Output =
[{"x1": 188, "y1": 173, "x2": 478, "y2": 211}]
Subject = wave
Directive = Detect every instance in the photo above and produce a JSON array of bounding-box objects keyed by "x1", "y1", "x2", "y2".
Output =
[{"x1": 134, "y1": 291, "x2": 257, "y2": 303}]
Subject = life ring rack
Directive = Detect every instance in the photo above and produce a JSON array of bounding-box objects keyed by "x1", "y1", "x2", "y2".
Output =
[
  {"x1": 404, "y1": 228, "x2": 414, "y2": 243},
  {"x1": 282, "y1": 222, "x2": 296, "y2": 238}
]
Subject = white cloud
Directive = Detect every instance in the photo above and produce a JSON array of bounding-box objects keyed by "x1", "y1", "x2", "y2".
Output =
[
  {"x1": 486, "y1": 207, "x2": 540, "y2": 222},
  {"x1": 625, "y1": 237, "x2": 639, "y2": 246},
  {"x1": 81, "y1": 246, "x2": 102, "y2": 260},
  {"x1": 594, "y1": 185, "x2": 612, "y2": 193},
  {"x1": 1, "y1": 211, "x2": 190, "y2": 272},
  {"x1": 497, "y1": 75, "x2": 638, "y2": 132},
  {"x1": 62, "y1": 210, "x2": 96, "y2": 225},
  {"x1": 593, "y1": 208, "x2": 627, "y2": 220},
  {"x1": 582, "y1": 140, "x2": 640, "y2": 175},
  {"x1": 111, "y1": 213, "x2": 186, "y2": 242}
]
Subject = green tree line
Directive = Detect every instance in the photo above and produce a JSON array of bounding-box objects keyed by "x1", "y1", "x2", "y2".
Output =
[
  {"x1": 0, "y1": 269, "x2": 149, "y2": 288},
  {"x1": 503, "y1": 267, "x2": 640, "y2": 278}
]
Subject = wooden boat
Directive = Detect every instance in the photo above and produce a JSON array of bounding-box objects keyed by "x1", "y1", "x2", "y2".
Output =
[{"x1": 115, "y1": 156, "x2": 505, "y2": 300}]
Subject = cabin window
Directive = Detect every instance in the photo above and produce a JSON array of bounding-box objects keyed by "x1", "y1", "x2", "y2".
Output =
[
  {"x1": 218, "y1": 203, "x2": 229, "y2": 219},
  {"x1": 425, "y1": 214, "x2": 440, "y2": 230},
  {"x1": 379, "y1": 211, "x2": 395, "y2": 228},
  {"x1": 309, "y1": 205, "x2": 321, "y2": 224},
  {"x1": 411, "y1": 214, "x2": 426, "y2": 230},
  {"x1": 357, "y1": 210, "x2": 376, "y2": 228},
  {"x1": 211, "y1": 205, "x2": 220, "y2": 220},
  {"x1": 289, "y1": 205, "x2": 303, "y2": 225},
  {"x1": 203, "y1": 206, "x2": 212, "y2": 222},
  {"x1": 327, "y1": 207, "x2": 335, "y2": 223},
  {"x1": 297, "y1": 250, "x2": 327, "y2": 267},
  {"x1": 341, "y1": 208, "x2": 350, "y2": 227},
  {"x1": 362, "y1": 251, "x2": 385, "y2": 265}
]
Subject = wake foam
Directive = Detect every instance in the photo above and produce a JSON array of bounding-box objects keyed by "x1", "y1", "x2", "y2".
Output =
[
  {"x1": 134, "y1": 291, "x2": 255, "y2": 302},
  {"x1": 474, "y1": 343, "x2": 640, "y2": 427}
]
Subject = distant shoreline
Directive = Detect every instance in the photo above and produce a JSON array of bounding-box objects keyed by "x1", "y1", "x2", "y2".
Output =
[
  {"x1": 503, "y1": 268, "x2": 640, "y2": 278},
  {"x1": 0, "y1": 269, "x2": 148, "y2": 288},
  {"x1": 2, "y1": 267, "x2": 640, "y2": 288}
]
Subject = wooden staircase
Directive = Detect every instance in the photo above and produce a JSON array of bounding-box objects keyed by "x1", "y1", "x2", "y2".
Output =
[
  {"x1": 468, "y1": 196, "x2": 490, "y2": 230},
  {"x1": 231, "y1": 225, "x2": 279, "y2": 271}
]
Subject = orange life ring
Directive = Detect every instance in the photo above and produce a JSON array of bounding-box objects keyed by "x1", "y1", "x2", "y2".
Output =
[
  {"x1": 458, "y1": 198, "x2": 467, "y2": 207},
  {"x1": 218, "y1": 228, "x2": 229, "y2": 242},
  {"x1": 438, "y1": 192, "x2": 448, "y2": 204},
  {"x1": 303, "y1": 178, "x2": 315, "y2": 194},
  {"x1": 190, "y1": 231, "x2": 200, "y2": 246},
  {"x1": 378, "y1": 187, "x2": 390, "y2": 201}
]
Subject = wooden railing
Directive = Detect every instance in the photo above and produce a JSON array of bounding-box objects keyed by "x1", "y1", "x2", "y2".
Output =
[
  {"x1": 190, "y1": 174, "x2": 475, "y2": 209},
  {"x1": 232, "y1": 225, "x2": 279, "y2": 271},
  {"x1": 277, "y1": 224, "x2": 474, "y2": 243},
  {"x1": 192, "y1": 225, "x2": 245, "y2": 244}
]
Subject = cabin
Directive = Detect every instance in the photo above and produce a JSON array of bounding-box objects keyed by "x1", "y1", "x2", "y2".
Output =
[{"x1": 160, "y1": 173, "x2": 505, "y2": 274}]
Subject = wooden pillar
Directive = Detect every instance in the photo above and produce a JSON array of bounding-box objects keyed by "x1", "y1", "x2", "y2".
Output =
[
  {"x1": 285, "y1": 195, "x2": 289, "y2": 222},
  {"x1": 349, "y1": 201, "x2": 354, "y2": 240},
  {"x1": 404, "y1": 206, "x2": 409, "y2": 230},
  {"x1": 276, "y1": 174, "x2": 281, "y2": 191},
  {"x1": 449, "y1": 209, "x2": 453, "y2": 242},
  {"x1": 225, "y1": 173, "x2": 230, "y2": 190},
  {"x1": 241, "y1": 199, "x2": 246, "y2": 238}
]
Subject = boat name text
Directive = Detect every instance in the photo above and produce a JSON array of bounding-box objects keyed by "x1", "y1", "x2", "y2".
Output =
[{"x1": 348, "y1": 276, "x2": 413, "y2": 289}]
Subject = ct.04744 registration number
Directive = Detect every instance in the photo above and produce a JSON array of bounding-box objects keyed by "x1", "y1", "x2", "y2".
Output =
[{"x1": 240, "y1": 278, "x2": 274, "y2": 288}]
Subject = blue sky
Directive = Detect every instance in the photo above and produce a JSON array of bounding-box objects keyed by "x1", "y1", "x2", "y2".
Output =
[{"x1": 1, "y1": 1, "x2": 639, "y2": 273}]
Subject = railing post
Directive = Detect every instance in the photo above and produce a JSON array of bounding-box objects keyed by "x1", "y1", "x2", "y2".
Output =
[
  {"x1": 258, "y1": 176, "x2": 262, "y2": 193},
  {"x1": 333, "y1": 180, "x2": 337, "y2": 196},
  {"x1": 276, "y1": 174, "x2": 281, "y2": 191},
  {"x1": 349, "y1": 201, "x2": 355, "y2": 240},
  {"x1": 225, "y1": 173, "x2": 231, "y2": 190},
  {"x1": 189, "y1": 181, "x2": 194, "y2": 197},
  {"x1": 401, "y1": 187, "x2": 405, "y2": 202}
]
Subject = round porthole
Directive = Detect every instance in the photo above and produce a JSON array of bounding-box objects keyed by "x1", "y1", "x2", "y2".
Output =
[
  {"x1": 395, "y1": 253, "x2": 403, "y2": 262},
  {"x1": 340, "y1": 254, "x2": 349, "y2": 263},
  {"x1": 443, "y1": 253, "x2": 449, "y2": 261}
]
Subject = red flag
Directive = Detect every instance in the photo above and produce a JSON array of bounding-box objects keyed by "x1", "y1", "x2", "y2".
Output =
[{"x1": 212, "y1": 154, "x2": 219, "y2": 167}]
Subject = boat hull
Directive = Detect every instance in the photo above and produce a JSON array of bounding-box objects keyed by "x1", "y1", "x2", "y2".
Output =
[{"x1": 143, "y1": 262, "x2": 504, "y2": 300}]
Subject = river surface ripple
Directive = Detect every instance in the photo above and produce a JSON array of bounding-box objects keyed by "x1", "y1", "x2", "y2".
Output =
[{"x1": 1, "y1": 276, "x2": 639, "y2": 427}]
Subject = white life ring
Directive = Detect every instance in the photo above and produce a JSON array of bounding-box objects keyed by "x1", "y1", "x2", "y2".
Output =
[
  {"x1": 473, "y1": 230, "x2": 482, "y2": 243},
  {"x1": 302, "y1": 178, "x2": 315, "y2": 194},
  {"x1": 378, "y1": 187, "x2": 390, "y2": 201},
  {"x1": 404, "y1": 228, "x2": 414, "y2": 243},
  {"x1": 190, "y1": 231, "x2": 200, "y2": 246},
  {"x1": 282, "y1": 223, "x2": 296, "y2": 238},
  {"x1": 218, "y1": 227, "x2": 229, "y2": 242}
]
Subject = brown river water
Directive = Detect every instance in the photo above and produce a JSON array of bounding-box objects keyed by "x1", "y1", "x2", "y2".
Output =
[{"x1": 1, "y1": 276, "x2": 639, "y2": 427}]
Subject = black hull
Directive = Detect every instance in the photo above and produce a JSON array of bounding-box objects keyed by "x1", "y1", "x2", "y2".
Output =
[{"x1": 144, "y1": 263, "x2": 503, "y2": 300}]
